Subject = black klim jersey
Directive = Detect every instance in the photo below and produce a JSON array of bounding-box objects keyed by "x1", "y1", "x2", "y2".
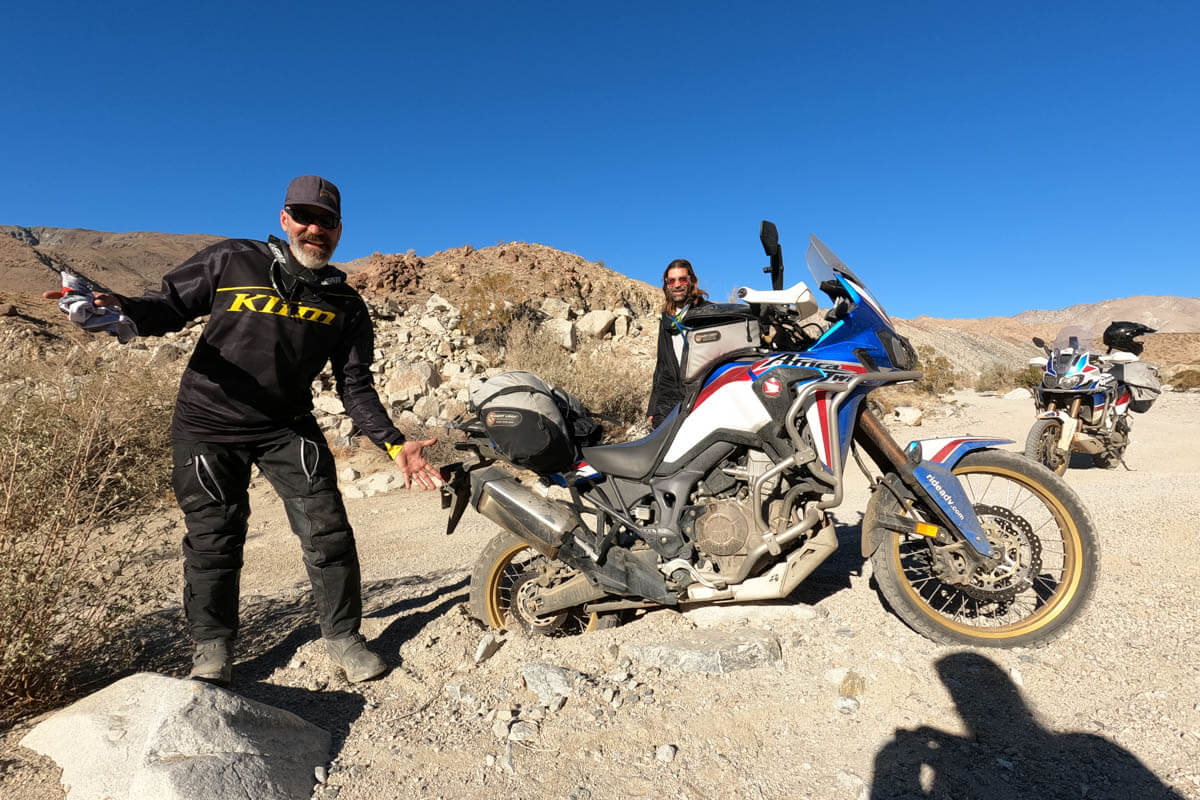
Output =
[{"x1": 117, "y1": 238, "x2": 404, "y2": 449}]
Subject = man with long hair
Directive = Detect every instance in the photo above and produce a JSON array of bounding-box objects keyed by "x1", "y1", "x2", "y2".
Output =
[{"x1": 647, "y1": 258, "x2": 709, "y2": 428}]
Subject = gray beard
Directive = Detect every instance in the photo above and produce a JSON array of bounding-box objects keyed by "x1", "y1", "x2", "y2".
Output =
[{"x1": 288, "y1": 231, "x2": 332, "y2": 270}]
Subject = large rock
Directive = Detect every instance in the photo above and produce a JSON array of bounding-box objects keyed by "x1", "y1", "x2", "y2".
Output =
[
  {"x1": 385, "y1": 363, "x2": 441, "y2": 397},
  {"x1": 540, "y1": 296, "x2": 572, "y2": 320},
  {"x1": 541, "y1": 318, "x2": 577, "y2": 352},
  {"x1": 576, "y1": 309, "x2": 616, "y2": 339},
  {"x1": 624, "y1": 629, "x2": 782, "y2": 674},
  {"x1": 20, "y1": 672, "x2": 330, "y2": 800}
]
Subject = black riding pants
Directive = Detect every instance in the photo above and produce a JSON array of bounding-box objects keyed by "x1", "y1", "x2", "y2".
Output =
[{"x1": 172, "y1": 429, "x2": 361, "y2": 642}]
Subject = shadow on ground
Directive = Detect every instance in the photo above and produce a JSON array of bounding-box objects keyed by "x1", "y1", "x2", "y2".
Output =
[{"x1": 870, "y1": 651, "x2": 1186, "y2": 800}]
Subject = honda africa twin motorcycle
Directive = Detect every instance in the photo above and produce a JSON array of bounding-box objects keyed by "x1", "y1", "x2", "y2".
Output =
[
  {"x1": 1024, "y1": 325, "x2": 1160, "y2": 474},
  {"x1": 441, "y1": 223, "x2": 1098, "y2": 648}
]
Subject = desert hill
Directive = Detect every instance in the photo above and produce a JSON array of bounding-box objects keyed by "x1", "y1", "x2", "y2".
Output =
[
  {"x1": 3, "y1": 225, "x2": 1198, "y2": 377},
  {"x1": 0, "y1": 226, "x2": 223, "y2": 295}
]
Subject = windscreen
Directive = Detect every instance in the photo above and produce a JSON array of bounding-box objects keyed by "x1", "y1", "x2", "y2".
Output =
[{"x1": 805, "y1": 235, "x2": 893, "y2": 323}]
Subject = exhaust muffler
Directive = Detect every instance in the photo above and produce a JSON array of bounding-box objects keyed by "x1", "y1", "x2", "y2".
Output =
[{"x1": 471, "y1": 467, "x2": 580, "y2": 559}]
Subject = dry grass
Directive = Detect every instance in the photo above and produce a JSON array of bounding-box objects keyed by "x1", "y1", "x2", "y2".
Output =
[
  {"x1": 0, "y1": 345, "x2": 177, "y2": 723},
  {"x1": 1168, "y1": 369, "x2": 1200, "y2": 390},
  {"x1": 975, "y1": 362, "x2": 1043, "y2": 393},
  {"x1": 502, "y1": 319, "x2": 651, "y2": 428}
]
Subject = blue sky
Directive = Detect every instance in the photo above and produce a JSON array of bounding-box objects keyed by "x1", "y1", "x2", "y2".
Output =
[{"x1": 2, "y1": 1, "x2": 1196, "y2": 318}]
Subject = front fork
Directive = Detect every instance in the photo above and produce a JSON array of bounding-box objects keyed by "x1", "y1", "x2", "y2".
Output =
[{"x1": 854, "y1": 408, "x2": 999, "y2": 564}]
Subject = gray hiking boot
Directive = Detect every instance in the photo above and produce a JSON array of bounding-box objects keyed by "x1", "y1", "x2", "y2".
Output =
[
  {"x1": 188, "y1": 638, "x2": 232, "y2": 685},
  {"x1": 325, "y1": 633, "x2": 387, "y2": 683}
]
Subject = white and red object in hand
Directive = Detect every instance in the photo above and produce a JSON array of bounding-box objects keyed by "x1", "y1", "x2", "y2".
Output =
[{"x1": 56, "y1": 272, "x2": 139, "y2": 344}]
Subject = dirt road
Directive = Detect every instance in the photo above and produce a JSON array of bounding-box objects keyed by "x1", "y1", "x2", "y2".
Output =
[{"x1": 6, "y1": 391, "x2": 1200, "y2": 799}]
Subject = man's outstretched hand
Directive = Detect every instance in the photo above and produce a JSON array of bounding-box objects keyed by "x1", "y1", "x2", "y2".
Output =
[
  {"x1": 42, "y1": 289, "x2": 121, "y2": 307},
  {"x1": 393, "y1": 437, "x2": 443, "y2": 490}
]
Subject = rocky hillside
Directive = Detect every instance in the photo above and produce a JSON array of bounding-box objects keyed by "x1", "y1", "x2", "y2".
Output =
[
  {"x1": 0, "y1": 225, "x2": 223, "y2": 295},
  {"x1": 3, "y1": 225, "x2": 1199, "y2": 386}
]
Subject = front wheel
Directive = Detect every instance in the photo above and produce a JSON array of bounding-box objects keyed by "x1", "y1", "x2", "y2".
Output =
[
  {"x1": 867, "y1": 449, "x2": 1098, "y2": 648},
  {"x1": 1025, "y1": 418, "x2": 1069, "y2": 475}
]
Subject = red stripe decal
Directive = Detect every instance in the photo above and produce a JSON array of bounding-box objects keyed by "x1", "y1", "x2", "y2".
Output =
[{"x1": 695, "y1": 365, "x2": 752, "y2": 407}]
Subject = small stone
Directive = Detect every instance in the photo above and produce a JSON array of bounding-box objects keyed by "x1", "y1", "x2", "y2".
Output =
[
  {"x1": 835, "y1": 696, "x2": 860, "y2": 714},
  {"x1": 474, "y1": 633, "x2": 502, "y2": 665},
  {"x1": 655, "y1": 744, "x2": 677, "y2": 763},
  {"x1": 315, "y1": 765, "x2": 328, "y2": 784},
  {"x1": 500, "y1": 743, "x2": 515, "y2": 774},
  {"x1": 508, "y1": 720, "x2": 538, "y2": 742},
  {"x1": 491, "y1": 719, "x2": 510, "y2": 740}
]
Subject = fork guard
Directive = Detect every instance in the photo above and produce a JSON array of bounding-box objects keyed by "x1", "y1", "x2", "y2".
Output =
[{"x1": 896, "y1": 437, "x2": 1013, "y2": 559}]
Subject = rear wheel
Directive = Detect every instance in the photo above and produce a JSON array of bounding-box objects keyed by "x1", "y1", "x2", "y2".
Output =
[
  {"x1": 867, "y1": 449, "x2": 1098, "y2": 648},
  {"x1": 1024, "y1": 418, "x2": 1069, "y2": 475},
  {"x1": 469, "y1": 532, "x2": 602, "y2": 635}
]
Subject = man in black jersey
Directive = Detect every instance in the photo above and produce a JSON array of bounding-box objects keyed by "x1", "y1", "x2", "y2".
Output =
[{"x1": 46, "y1": 175, "x2": 440, "y2": 685}]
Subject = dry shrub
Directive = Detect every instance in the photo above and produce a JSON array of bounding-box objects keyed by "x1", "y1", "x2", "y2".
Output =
[
  {"x1": 459, "y1": 272, "x2": 537, "y2": 343},
  {"x1": 976, "y1": 362, "x2": 1042, "y2": 393},
  {"x1": 0, "y1": 345, "x2": 176, "y2": 722},
  {"x1": 915, "y1": 346, "x2": 960, "y2": 395},
  {"x1": 1168, "y1": 369, "x2": 1200, "y2": 390},
  {"x1": 503, "y1": 320, "x2": 651, "y2": 428}
]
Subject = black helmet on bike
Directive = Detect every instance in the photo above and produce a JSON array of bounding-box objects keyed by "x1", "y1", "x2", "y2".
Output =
[{"x1": 1102, "y1": 320, "x2": 1156, "y2": 356}]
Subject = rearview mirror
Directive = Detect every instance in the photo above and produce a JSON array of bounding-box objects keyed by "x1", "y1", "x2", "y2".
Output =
[
  {"x1": 1032, "y1": 337, "x2": 1046, "y2": 349},
  {"x1": 760, "y1": 220, "x2": 783, "y2": 290},
  {"x1": 760, "y1": 221, "x2": 779, "y2": 256}
]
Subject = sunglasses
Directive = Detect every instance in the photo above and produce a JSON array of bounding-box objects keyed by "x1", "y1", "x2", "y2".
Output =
[
  {"x1": 665, "y1": 277, "x2": 691, "y2": 286},
  {"x1": 286, "y1": 206, "x2": 340, "y2": 230}
]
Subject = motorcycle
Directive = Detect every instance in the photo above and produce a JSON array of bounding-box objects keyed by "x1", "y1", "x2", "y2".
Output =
[
  {"x1": 441, "y1": 223, "x2": 1098, "y2": 648},
  {"x1": 1024, "y1": 324, "x2": 1160, "y2": 474}
]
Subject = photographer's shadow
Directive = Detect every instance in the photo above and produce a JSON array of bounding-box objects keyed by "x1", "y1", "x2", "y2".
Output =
[{"x1": 871, "y1": 652, "x2": 1185, "y2": 800}]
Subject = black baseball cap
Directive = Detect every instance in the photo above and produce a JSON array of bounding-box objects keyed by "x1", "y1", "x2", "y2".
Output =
[{"x1": 284, "y1": 175, "x2": 341, "y2": 217}]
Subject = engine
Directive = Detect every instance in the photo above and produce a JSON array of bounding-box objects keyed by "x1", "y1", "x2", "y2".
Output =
[{"x1": 684, "y1": 449, "x2": 782, "y2": 575}]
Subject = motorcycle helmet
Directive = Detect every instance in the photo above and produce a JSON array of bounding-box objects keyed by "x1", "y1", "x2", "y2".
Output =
[{"x1": 1102, "y1": 320, "x2": 1156, "y2": 356}]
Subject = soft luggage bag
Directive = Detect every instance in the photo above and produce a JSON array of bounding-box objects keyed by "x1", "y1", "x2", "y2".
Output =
[
  {"x1": 470, "y1": 371, "x2": 591, "y2": 473},
  {"x1": 678, "y1": 304, "x2": 761, "y2": 383},
  {"x1": 1115, "y1": 360, "x2": 1161, "y2": 413}
]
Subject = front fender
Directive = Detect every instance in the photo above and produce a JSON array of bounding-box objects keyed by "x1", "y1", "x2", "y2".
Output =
[
  {"x1": 906, "y1": 437, "x2": 1013, "y2": 467},
  {"x1": 861, "y1": 437, "x2": 1013, "y2": 560}
]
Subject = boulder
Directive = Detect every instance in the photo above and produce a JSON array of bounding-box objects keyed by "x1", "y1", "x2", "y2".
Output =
[
  {"x1": 541, "y1": 297, "x2": 572, "y2": 320},
  {"x1": 542, "y1": 318, "x2": 577, "y2": 352},
  {"x1": 20, "y1": 672, "x2": 330, "y2": 800},
  {"x1": 623, "y1": 629, "x2": 782, "y2": 674},
  {"x1": 577, "y1": 309, "x2": 616, "y2": 339}
]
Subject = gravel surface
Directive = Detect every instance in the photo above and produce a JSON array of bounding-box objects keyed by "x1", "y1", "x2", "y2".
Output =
[{"x1": 4, "y1": 391, "x2": 1198, "y2": 800}]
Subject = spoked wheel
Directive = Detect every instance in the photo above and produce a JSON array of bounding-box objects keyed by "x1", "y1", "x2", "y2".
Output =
[
  {"x1": 867, "y1": 449, "x2": 1098, "y2": 648},
  {"x1": 1025, "y1": 418, "x2": 1069, "y2": 475},
  {"x1": 469, "y1": 532, "x2": 602, "y2": 635}
]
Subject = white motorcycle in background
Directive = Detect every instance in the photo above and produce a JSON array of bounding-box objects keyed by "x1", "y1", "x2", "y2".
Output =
[{"x1": 1025, "y1": 322, "x2": 1160, "y2": 474}]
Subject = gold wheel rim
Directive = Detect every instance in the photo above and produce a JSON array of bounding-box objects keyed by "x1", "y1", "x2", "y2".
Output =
[{"x1": 892, "y1": 464, "x2": 1084, "y2": 640}]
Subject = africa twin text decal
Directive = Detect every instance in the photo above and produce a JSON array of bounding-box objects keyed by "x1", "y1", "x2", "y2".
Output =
[{"x1": 750, "y1": 353, "x2": 867, "y2": 382}]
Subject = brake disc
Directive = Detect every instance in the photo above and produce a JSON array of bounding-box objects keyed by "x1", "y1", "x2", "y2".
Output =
[{"x1": 959, "y1": 504, "x2": 1042, "y2": 603}]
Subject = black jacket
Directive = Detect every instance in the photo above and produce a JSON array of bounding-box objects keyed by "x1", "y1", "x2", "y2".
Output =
[
  {"x1": 117, "y1": 238, "x2": 404, "y2": 450},
  {"x1": 647, "y1": 301, "x2": 708, "y2": 428}
]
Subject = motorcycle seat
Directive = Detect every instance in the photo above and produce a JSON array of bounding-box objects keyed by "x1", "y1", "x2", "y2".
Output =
[{"x1": 580, "y1": 407, "x2": 682, "y2": 480}]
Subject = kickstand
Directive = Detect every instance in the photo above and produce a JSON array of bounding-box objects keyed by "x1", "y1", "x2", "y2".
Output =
[{"x1": 1119, "y1": 457, "x2": 1133, "y2": 471}]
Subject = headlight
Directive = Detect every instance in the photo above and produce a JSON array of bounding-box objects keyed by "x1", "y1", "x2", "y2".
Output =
[
  {"x1": 1042, "y1": 373, "x2": 1058, "y2": 389},
  {"x1": 1058, "y1": 374, "x2": 1084, "y2": 389}
]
